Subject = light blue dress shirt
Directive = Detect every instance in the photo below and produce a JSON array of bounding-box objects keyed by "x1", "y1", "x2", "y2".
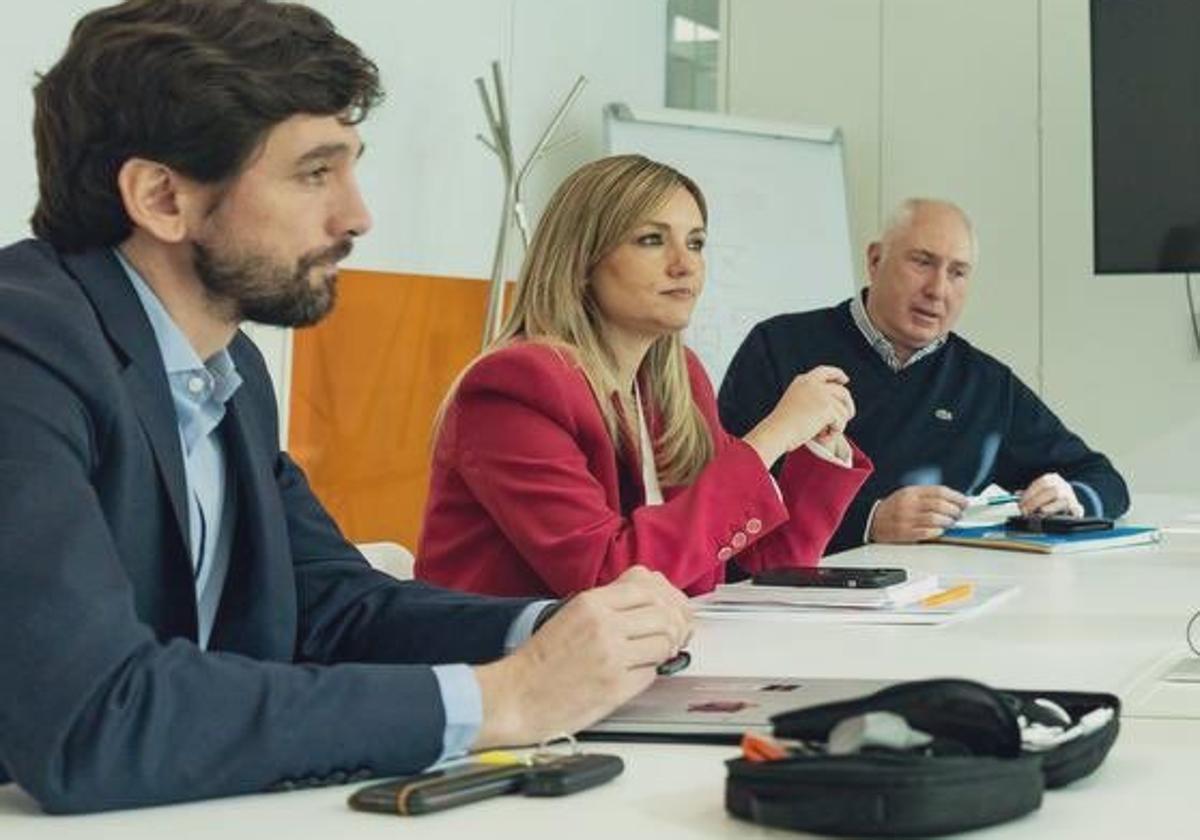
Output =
[
  {"x1": 117, "y1": 250, "x2": 550, "y2": 760},
  {"x1": 849, "y1": 291, "x2": 946, "y2": 372},
  {"x1": 121, "y1": 252, "x2": 240, "y2": 649}
]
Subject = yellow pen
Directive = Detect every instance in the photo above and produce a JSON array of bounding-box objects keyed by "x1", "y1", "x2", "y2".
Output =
[{"x1": 920, "y1": 582, "x2": 974, "y2": 609}]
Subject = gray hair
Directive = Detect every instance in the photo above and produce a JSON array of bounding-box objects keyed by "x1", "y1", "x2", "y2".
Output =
[{"x1": 879, "y1": 198, "x2": 979, "y2": 263}]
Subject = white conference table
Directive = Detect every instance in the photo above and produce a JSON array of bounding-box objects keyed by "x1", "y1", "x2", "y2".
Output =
[{"x1": 3, "y1": 495, "x2": 1199, "y2": 837}]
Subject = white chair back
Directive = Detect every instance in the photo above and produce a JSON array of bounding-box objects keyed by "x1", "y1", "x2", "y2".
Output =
[{"x1": 356, "y1": 541, "x2": 415, "y2": 580}]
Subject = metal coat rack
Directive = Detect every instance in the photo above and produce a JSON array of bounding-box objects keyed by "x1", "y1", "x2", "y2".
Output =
[{"x1": 475, "y1": 61, "x2": 587, "y2": 348}]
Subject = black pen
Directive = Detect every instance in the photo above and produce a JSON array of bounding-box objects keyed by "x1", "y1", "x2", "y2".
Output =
[{"x1": 656, "y1": 650, "x2": 691, "y2": 676}]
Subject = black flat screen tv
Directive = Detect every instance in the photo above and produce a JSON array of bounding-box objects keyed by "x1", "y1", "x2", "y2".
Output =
[{"x1": 1091, "y1": 0, "x2": 1200, "y2": 274}]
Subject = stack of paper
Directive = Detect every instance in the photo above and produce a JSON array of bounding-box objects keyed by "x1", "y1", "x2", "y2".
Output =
[
  {"x1": 695, "y1": 579, "x2": 1019, "y2": 626},
  {"x1": 1163, "y1": 655, "x2": 1200, "y2": 684},
  {"x1": 956, "y1": 484, "x2": 1021, "y2": 528},
  {"x1": 700, "y1": 574, "x2": 941, "y2": 611}
]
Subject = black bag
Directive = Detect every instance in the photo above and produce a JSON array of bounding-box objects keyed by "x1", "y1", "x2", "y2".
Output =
[{"x1": 725, "y1": 678, "x2": 1119, "y2": 837}]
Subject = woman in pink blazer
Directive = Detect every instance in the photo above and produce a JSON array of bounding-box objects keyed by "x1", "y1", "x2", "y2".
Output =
[{"x1": 416, "y1": 155, "x2": 872, "y2": 597}]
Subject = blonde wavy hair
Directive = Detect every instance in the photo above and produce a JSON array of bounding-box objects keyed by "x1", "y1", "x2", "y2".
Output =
[{"x1": 476, "y1": 154, "x2": 716, "y2": 486}]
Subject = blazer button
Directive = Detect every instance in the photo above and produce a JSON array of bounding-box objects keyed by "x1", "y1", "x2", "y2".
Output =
[
  {"x1": 746, "y1": 518, "x2": 763, "y2": 535},
  {"x1": 716, "y1": 546, "x2": 734, "y2": 562},
  {"x1": 731, "y1": 531, "x2": 748, "y2": 550}
]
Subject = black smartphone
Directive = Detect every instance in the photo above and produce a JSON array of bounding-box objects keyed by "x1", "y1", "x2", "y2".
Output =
[
  {"x1": 1005, "y1": 515, "x2": 1114, "y2": 534},
  {"x1": 751, "y1": 566, "x2": 907, "y2": 589}
]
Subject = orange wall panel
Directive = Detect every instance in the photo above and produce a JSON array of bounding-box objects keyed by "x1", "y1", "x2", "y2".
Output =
[{"x1": 288, "y1": 269, "x2": 493, "y2": 550}]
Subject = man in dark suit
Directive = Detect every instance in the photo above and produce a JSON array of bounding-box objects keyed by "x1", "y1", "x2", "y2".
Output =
[{"x1": 0, "y1": 0, "x2": 690, "y2": 814}]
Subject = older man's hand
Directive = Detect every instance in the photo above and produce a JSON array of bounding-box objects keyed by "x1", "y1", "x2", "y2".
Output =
[
  {"x1": 869, "y1": 485, "x2": 968, "y2": 543},
  {"x1": 1019, "y1": 473, "x2": 1084, "y2": 517}
]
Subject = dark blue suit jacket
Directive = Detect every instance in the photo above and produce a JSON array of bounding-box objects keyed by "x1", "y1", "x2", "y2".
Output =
[{"x1": 0, "y1": 240, "x2": 530, "y2": 813}]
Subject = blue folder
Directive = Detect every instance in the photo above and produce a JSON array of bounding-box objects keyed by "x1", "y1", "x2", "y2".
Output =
[{"x1": 936, "y1": 525, "x2": 1160, "y2": 554}]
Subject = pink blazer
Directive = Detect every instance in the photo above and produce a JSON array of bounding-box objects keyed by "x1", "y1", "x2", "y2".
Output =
[{"x1": 416, "y1": 342, "x2": 872, "y2": 597}]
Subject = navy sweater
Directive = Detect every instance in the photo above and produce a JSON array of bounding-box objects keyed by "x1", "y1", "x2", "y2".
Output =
[{"x1": 718, "y1": 301, "x2": 1130, "y2": 555}]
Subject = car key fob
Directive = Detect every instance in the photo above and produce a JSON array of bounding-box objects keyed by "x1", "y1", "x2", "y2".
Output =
[{"x1": 523, "y1": 753, "x2": 624, "y2": 797}]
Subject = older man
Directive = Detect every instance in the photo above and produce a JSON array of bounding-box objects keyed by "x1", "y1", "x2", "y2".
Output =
[{"x1": 719, "y1": 198, "x2": 1128, "y2": 554}]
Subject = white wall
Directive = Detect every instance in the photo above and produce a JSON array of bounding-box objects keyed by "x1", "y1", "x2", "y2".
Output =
[
  {"x1": 0, "y1": 1, "x2": 100, "y2": 247},
  {"x1": 303, "y1": 0, "x2": 665, "y2": 284},
  {"x1": 726, "y1": 0, "x2": 1198, "y2": 494},
  {"x1": 1, "y1": 0, "x2": 666, "y2": 441},
  {"x1": 1040, "y1": 0, "x2": 1200, "y2": 494},
  {"x1": 726, "y1": 0, "x2": 881, "y2": 282},
  {"x1": 728, "y1": 0, "x2": 1040, "y2": 388}
]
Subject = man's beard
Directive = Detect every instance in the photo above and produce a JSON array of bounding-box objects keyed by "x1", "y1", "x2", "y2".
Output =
[{"x1": 192, "y1": 238, "x2": 353, "y2": 328}]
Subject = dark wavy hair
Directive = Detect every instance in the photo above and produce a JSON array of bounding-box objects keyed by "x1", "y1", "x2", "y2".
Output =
[{"x1": 31, "y1": 0, "x2": 383, "y2": 252}]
